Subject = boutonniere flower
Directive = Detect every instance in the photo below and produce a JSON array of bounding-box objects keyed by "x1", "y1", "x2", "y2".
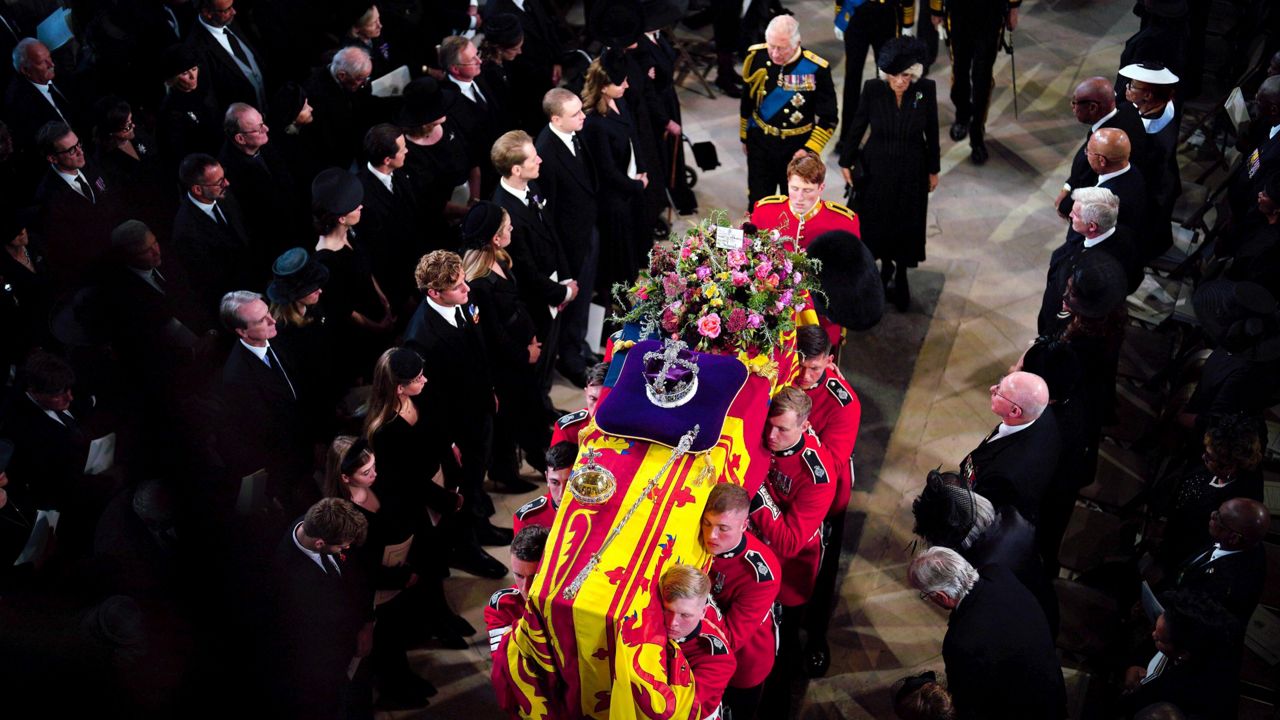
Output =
[
  {"x1": 137, "y1": 143, "x2": 148, "y2": 155},
  {"x1": 533, "y1": 194, "x2": 547, "y2": 209},
  {"x1": 913, "y1": 91, "x2": 922, "y2": 109},
  {"x1": 468, "y1": 304, "x2": 480, "y2": 323},
  {"x1": 95, "y1": 177, "x2": 107, "y2": 192},
  {"x1": 377, "y1": 42, "x2": 390, "y2": 59},
  {"x1": 187, "y1": 111, "x2": 198, "y2": 122}
]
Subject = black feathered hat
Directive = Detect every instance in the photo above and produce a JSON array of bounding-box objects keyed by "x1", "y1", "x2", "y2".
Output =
[
  {"x1": 805, "y1": 230, "x2": 884, "y2": 331},
  {"x1": 269, "y1": 82, "x2": 307, "y2": 129},
  {"x1": 460, "y1": 201, "x2": 506, "y2": 250},
  {"x1": 483, "y1": 13, "x2": 524, "y2": 47},
  {"x1": 396, "y1": 77, "x2": 447, "y2": 127},
  {"x1": 911, "y1": 469, "x2": 976, "y2": 550},
  {"x1": 591, "y1": 0, "x2": 643, "y2": 48},
  {"x1": 599, "y1": 46, "x2": 629, "y2": 86},
  {"x1": 877, "y1": 36, "x2": 925, "y2": 75},
  {"x1": 160, "y1": 44, "x2": 199, "y2": 81},
  {"x1": 311, "y1": 168, "x2": 364, "y2": 216}
]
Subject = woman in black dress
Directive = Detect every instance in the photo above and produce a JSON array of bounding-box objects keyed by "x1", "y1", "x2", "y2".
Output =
[
  {"x1": 0, "y1": 209, "x2": 50, "y2": 370},
  {"x1": 461, "y1": 202, "x2": 545, "y2": 493},
  {"x1": 478, "y1": 13, "x2": 523, "y2": 128},
  {"x1": 93, "y1": 98, "x2": 170, "y2": 231},
  {"x1": 582, "y1": 48, "x2": 650, "y2": 294},
  {"x1": 155, "y1": 45, "x2": 222, "y2": 177},
  {"x1": 267, "y1": 248, "x2": 338, "y2": 440},
  {"x1": 398, "y1": 78, "x2": 473, "y2": 252},
  {"x1": 838, "y1": 37, "x2": 939, "y2": 311},
  {"x1": 267, "y1": 82, "x2": 323, "y2": 192},
  {"x1": 322, "y1": 435, "x2": 435, "y2": 708},
  {"x1": 311, "y1": 169, "x2": 394, "y2": 386}
]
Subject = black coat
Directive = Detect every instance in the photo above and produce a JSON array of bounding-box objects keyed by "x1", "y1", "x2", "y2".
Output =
[
  {"x1": 962, "y1": 412, "x2": 1062, "y2": 525},
  {"x1": 218, "y1": 341, "x2": 307, "y2": 480},
  {"x1": 1173, "y1": 542, "x2": 1267, "y2": 623},
  {"x1": 839, "y1": 79, "x2": 940, "y2": 265},
  {"x1": 218, "y1": 142, "x2": 305, "y2": 258},
  {"x1": 156, "y1": 86, "x2": 224, "y2": 173},
  {"x1": 1098, "y1": 164, "x2": 1148, "y2": 240},
  {"x1": 354, "y1": 165, "x2": 423, "y2": 309},
  {"x1": 492, "y1": 181, "x2": 573, "y2": 338},
  {"x1": 1229, "y1": 131, "x2": 1280, "y2": 220},
  {"x1": 583, "y1": 106, "x2": 647, "y2": 289},
  {"x1": 467, "y1": 263, "x2": 537, "y2": 373},
  {"x1": 1, "y1": 393, "x2": 90, "y2": 511},
  {"x1": 965, "y1": 507, "x2": 1059, "y2": 637},
  {"x1": 184, "y1": 20, "x2": 266, "y2": 109},
  {"x1": 943, "y1": 564, "x2": 1067, "y2": 720},
  {"x1": 171, "y1": 192, "x2": 258, "y2": 326},
  {"x1": 2, "y1": 77, "x2": 79, "y2": 150},
  {"x1": 403, "y1": 300, "x2": 496, "y2": 422},
  {"x1": 1036, "y1": 225, "x2": 1140, "y2": 336},
  {"x1": 442, "y1": 76, "x2": 506, "y2": 196},
  {"x1": 33, "y1": 164, "x2": 118, "y2": 294},
  {"x1": 483, "y1": 0, "x2": 564, "y2": 133},
  {"x1": 1057, "y1": 104, "x2": 1149, "y2": 217},
  {"x1": 534, "y1": 126, "x2": 598, "y2": 272},
  {"x1": 301, "y1": 66, "x2": 377, "y2": 171}
]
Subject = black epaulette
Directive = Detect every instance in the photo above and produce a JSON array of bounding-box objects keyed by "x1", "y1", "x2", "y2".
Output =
[
  {"x1": 803, "y1": 447, "x2": 830, "y2": 484},
  {"x1": 744, "y1": 549, "x2": 776, "y2": 583},
  {"x1": 825, "y1": 377, "x2": 853, "y2": 406},
  {"x1": 703, "y1": 633, "x2": 730, "y2": 656},
  {"x1": 557, "y1": 409, "x2": 588, "y2": 429},
  {"x1": 515, "y1": 495, "x2": 548, "y2": 519},
  {"x1": 488, "y1": 586, "x2": 520, "y2": 609}
]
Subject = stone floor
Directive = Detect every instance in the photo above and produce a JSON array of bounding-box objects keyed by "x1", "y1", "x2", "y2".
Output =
[{"x1": 390, "y1": 0, "x2": 1145, "y2": 716}]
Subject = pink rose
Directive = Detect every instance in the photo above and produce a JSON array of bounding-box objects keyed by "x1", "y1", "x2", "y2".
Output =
[
  {"x1": 793, "y1": 271, "x2": 802, "y2": 284},
  {"x1": 779, "y1": 289, "x2": 793, "y2": 306},
  {"x1": 731, "y1": 271, "x2": 749, "y2": 287},
  {"x1": 636, "y1": 286, "x2": 649, "y2": 300},
  {"x1": 783, "y1": 258, "x2": 793, "y2": 274},
  {"x1": 754, "y1": 260, "x2": 773, "y2": 279},
  {"x1": 697, "y1": 313, "x2": 722, "y2": 339},
  {"x1": 746, "y1": 312, "x2": 763, "y2": 328},
  {"x1": 680, "y1": 246, "x2": 692, "y2": 259},
  {"x1": 727, "y1": 250, "x2": 747, "y2": 268},
  {"x1": 696, "y1": 266, "x2": 712, "y2": 282}
]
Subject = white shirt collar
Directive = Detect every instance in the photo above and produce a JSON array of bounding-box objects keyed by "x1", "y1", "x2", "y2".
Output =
[
  {"x1": 548, "y1": 124, "x2": 576, "y2": 155},
  {"x1": 511, "y1": 0, "x2": 526, "y2": 9},
  {"x1": 188, "y1": 192, "x2": 219, "y2": 221},
  {"x1": 240, "y1": 338, "x2": 271, "y2": 363},
  {"x1": 55, "y1": 168, "x2": 86, "y2": 193},
  {"x1": 26, "y1": 392, "x2": 72, "y2": 426},
  {"x1": 448, "y1": 75, "x2": 484, "y2": 104},
  {"x1": 425, "y1": 296, "x2": 460, "y2": 327},
  {"x1": 1090, "y1": 107, "x2": 1118, "y2": 133},
  {"x1": 1270, "y1": 123, "x2": 1280, "y2": 140},
  {"x1": 1139, "y1": 102, "x2": 1176, "y2": 134},
  {"x1": 1209, "y1": 542, "x2": 1243, "y2": 562},
  {"x1": 1082, "y1": 225, "x2": 1117, "y2": 248},
  {"x1": 499, "y1": 176, "x2": 529, "y2": 202},
  {"x1": 291, "y1": 522, "x2": 338, "y2": 573},
  {"x1": 1096, "y1": 163, "x2": 1131, "y2": 186},
  {"x1": 366, "y1": 162, "x2": 394, "y2": 193},
  {"x1": 129, "y1": 266, "x2": 164, "y2": 292},
  {"x1": 991, "y1": 417, "x2": 1036, "y2": 442}
]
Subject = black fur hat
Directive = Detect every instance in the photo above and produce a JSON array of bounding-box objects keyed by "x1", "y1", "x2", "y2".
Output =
[{"x1": 805, "y1": 230, "x2": 884, "y2": 331}]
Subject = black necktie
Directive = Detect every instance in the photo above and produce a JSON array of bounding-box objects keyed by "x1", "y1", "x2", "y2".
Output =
[
  {"x1": 266, "y1": 346, "x2": 296, "y2": 399},
  {"x1": 454, "y1": 307, "x2": 466, "y2": 328},
  {"x1": 472, "y1": 84, "x2": 487, "y2": 111},
  {"x1": 151, "y1": 269, "x2": 166, "y2": 292},
  {"x1": 571, "y1": 133, "x2": 584, "y2": 159},
  {"x1": 213, "y1": 202, "x2": 228, "y2": 226},
  {"x1": 223, "y1": 29, "x2": 252, "y2": 67},
  {"x1": 75, "y1": 175, "x2": 95, "y2": 204}
]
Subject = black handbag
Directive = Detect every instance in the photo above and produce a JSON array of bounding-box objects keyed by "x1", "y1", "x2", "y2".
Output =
[{"x1": 685, "y1": 136, "x2": 720, "y2": 171}]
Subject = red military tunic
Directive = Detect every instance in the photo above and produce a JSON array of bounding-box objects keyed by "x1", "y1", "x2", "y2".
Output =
[
  {"x1": 550, "y1": 408, "x2": 589, "y2": 447},
  {"x1": 710, "y1": 533, "x2": 781, "y2": 688},
  {"x1": 800, "y1": 367, "x2": 861, "y2": 518},
  {"x1": 512, "y1": 492, "x2": 558, "y2": 535},
  {"x1": 750, "y1": 196, "x2": 860, "y2": 347},
  {"x1": 484, "y1": 586, "x2": 526, "y2": 656},
  {"x1": 749, "y1": 431, "x2": 835, "y2": 606},
  {"x1": 671, "y1": 612, "x2": 736, "y2": 719}
]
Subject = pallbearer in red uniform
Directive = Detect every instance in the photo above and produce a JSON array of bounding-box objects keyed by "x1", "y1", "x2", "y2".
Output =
[
  {"x1": 701, "y1": 484, "x2": 781, "y2": 720},
  {"x1": 511, "y1": 441, "x2": 575, "y2": 535},
  {"x1": 550, "y1": 362, "x2": 608, "y2": 447},
  {"x1": 749, "y1": 387, "x2": 834, "y2": 718},
  {"x1": 750, "y1": 153, "x2": 859, "y2": 347},
  {"x1": 791, "y1": 326, "x2": 862, "y2": 678},
  {"x1": 485, "y1": 525, "x2": 550, "y2": 657},
  {"x1": 661, "y1": 564, "x2": 736, "y2": 720}
]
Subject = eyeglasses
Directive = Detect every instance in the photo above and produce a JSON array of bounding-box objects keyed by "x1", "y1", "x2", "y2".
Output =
[
  {"x1": 989, "y1": 385, "x2": 1022, "y2": 411},
  {"x1": 1210, "y1": 509, "x2": 1246, "y2": 537},
  {"x1": 454, "y1": 60, "x2": 482, "y2": 67},
  {"x1": 53, "y1": 141, "x2": 83, "y2": 155},
  {"x1": 238, "y1": 123, "x2": 268, "y2": 135},
  {"x1": 199, "y1": 175, "x2": 229, "y2": 188}
]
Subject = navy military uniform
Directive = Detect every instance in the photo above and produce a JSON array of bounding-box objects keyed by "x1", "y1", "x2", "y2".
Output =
[
  {"x1": 931, "y1": 0, "x2": 1020, "y2": 161},
  {"x1": 834, "y1": 0, "x2": 915, "y2": 152},
  {"x1": 740, "y1": 44, "x2": 838, "y2": 207}
]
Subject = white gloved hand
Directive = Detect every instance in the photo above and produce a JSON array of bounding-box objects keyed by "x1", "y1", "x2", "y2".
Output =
[
  {"x1": 834, "y1": 26, "x2": 844, "y2": 41},
  {"x1": 902, "y1": 26, "x2": 916, "y2": 37}
]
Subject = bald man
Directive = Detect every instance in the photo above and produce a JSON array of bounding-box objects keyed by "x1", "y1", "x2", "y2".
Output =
[
  {"x1": 1229, "y1": 76, "x2": 1280, "y2": 221},
  {"x1": 1171, "y1": 497, "x2": 1270, "y2": 623},
  {"x1": 960, "y1": 372, "x2": 1061, "y2": 525},
  {"x1": 1080, "y1": 127, "x2": 1148, "y2": 241},
  {"x1": 1055, "y1": 77, "x2": 1147, "y2": 219}
]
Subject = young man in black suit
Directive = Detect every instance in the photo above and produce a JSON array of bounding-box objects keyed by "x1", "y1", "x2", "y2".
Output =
[
  {"x1": 271, "y1": 498, "x2": 373, "y2": 720},
  {"x1": 535, "y1": 89, "x2": 600, "y2": 387},
  {"x1": 172, "y1": 153, "x2": 258, "y2": 327},
  {"x1": 403, "y1": 250, "x2": 511, "y2": 578},
  {"x1": 356, "y1": 124, "x2": 422, "y2": 314},
  {"x1": 959, "y1": 371, "x2": 1060, "y2": 526},
  {"x1": 217, "y1": 290, "x2": 311, "y2": 512},
  {"x1": 185, "y1": 0, "x2": 267, "y2": 109},
  {"x1": 491, "y1": 130, "x2": 578, "y2": 412},
  {"x1": 33, "y1": 122, "x2": 118, "y2": 295},
  {"x1": 910, "y1": 547, "x2": 1067, "y2": 719}
]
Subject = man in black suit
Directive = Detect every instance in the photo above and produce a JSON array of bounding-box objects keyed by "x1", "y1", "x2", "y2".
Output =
[
  {"x1": 404, "y1": 250, "x2": 512, "y2": 578},
  {"x1": 960, "y1": 371, "x2": 1060, "y2": 526},
  {"x1": 490, "y1": 130, "x2": 578, "y2": 410},
  {"x1": 3, "y1": 39, "x2": 80, "y2": 154},
  {"x1": 172, "y1": 153, "x2": 258, "y2": 327},
  {"x1": 1037, "y1": 187, "x2": 1140, "y2": 336},
  {"x1": 302, "y1": 46, "x2": 379, "y2": 172},
  {"x1": 483, "y1": 0, "x2": 566, "y2": 134},
  {"x1": 1121, "y1": 62, "x2": 1183, "y2": 261},
  {"x1": 218, "y1": 102, "x2": 304, "y2": 259},
  {"x1": 33, "y1": 122, "x2": 118, "y2": 295},
  {"x1": 909, "y1": 547, "x2": 1067, "y2": 719},
  {"x1": 1170, "y1": 497, "x2": 1270, "y2": 624},
  {"x1": 356, "y1": 123, "x2": 422, "y2": 313},
  {"x1": 535, "y1": 89, "x2": 599, "y2": 386},
  {"x1": 1228, "y1": 76, "x2": 1280, "y2": 223},
  {"x1": 217, "y1": 290, "x2": 311, "y2": 511},
  {"x1": 441, "y1": 35, "x2": 507, "y2": 200},
  {"x1": 1054, "y1": 77, "x2": 1148, "y2": 219},
  {"x1": 1083, "y1": 127, "x2": 1148, "y2": 241},
  {"x1": 272, "y1": 498, "x2": 373, "y2": 720},
  {"x1": 185, "y1": 0, "x2": 267, "y2": 109}
]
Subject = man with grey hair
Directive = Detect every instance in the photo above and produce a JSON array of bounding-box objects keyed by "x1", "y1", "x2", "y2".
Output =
[
  {"x1": 303, "y1": 45, "x2": 376, "y2": 170},
  {"x1": 441, "y1": 35, "x2": 504, "y2": 197},
  {"x1": 739, "y1": 14, "x2": 837, "y2": 207},
  {"x1": 218, "y1": 102, "x2": 303, "y2": 253},
  {"x1": 959, "y1": 371, "x2": 1060, "y2": 526},
  {"x1": 1037, "y1": 185, "x2": 1140, "y2": 334},
  {"x1": 185, "y1": 0, "x2": 267, "y2": 108},
  {"x1": 4, "y1": 38, "x2": 79, "y2": 152},
  {"x1": 909, "y1": 546, "x2": 1066, "y2": 718},
  {"x1": 218, "y1": 289, "x2": 310, "y2": 510}
]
